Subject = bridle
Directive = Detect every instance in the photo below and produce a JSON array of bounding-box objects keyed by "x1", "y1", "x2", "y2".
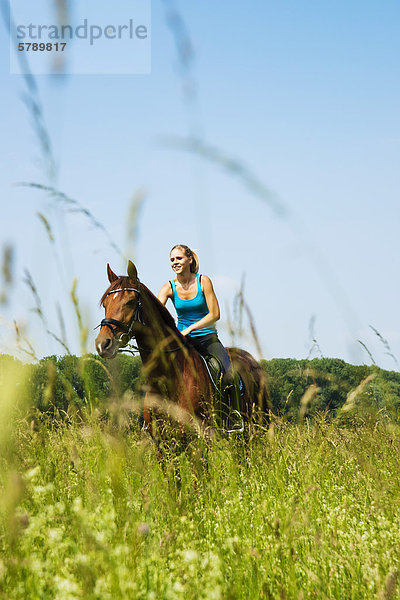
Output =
[
  {"x1": 95, "y1": 286, "x2": 144, "y2": 349},
  {"x1": 96, "y1": 283, "x2": 189, "y2": 355}
]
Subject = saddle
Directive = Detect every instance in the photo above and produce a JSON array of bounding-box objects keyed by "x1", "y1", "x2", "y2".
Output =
[{"x1": 199, "y1": 353, "x2": 245, "y2": 399}]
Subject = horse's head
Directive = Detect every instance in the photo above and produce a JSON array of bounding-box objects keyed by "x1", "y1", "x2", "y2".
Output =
[{"x1": 95, "y1": 261, "x2": 142, "y2": 358}]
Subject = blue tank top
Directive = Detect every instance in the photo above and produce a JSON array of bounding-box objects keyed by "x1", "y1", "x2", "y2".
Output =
[{"x1": 170, "y1": 274, "x2": 216, "y2": 337}]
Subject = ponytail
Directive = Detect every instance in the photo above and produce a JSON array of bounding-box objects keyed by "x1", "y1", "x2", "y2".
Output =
[{"x1": 190, "y1": 249, "x2": 199, "y2": 273}]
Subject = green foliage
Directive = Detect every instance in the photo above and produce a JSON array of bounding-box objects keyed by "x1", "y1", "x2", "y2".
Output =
[
  {"x1": 1, "y1": 420, "x2": 400, "y2": 599},
  {"x1": 0, "y1": 353, "x2": 142, "y2": 417},
  {"x1": 1, "y1": 354, "x2": 400, "y2": 597},
  {"x1": 260, "y1": 358, "x2": 400, "y2": 423},
  {"x1": 1, "y1": 353, "x2": 399, "y2": 424}
]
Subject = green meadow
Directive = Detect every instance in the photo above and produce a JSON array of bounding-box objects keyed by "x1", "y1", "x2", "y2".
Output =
[{"x1": 1, "y1": 355, "x2": 400, "y2": 599}]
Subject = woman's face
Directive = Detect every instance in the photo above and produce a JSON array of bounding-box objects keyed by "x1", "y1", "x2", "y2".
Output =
[{"x1": 170, "y1": 247, "x2": 192, "y2": 274}]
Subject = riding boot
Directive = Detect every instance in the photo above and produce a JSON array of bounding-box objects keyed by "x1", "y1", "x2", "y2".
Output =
[{"x1": 223, "y1": 372, "x2": 244, "y2": 433}]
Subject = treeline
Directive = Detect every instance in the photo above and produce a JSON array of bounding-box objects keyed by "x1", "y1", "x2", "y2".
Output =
[
  {"x1": 1, "y1": 353, "x2": 399, "y2": 422},
  {"x1": 262, "y1": 357, "x2": 400, "y2": 422}
]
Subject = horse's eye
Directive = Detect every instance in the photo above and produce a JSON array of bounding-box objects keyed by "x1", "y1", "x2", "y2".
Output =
[{"x1": 126, "y1": 299, "x2": 136, "y2": 307}]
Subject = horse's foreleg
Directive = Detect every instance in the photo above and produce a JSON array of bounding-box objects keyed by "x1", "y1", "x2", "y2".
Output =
[{"x1": 143, "y1": 390, "x2": 162, "y2": 437}]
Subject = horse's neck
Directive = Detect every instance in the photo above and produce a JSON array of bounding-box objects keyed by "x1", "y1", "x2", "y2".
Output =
[{"x1": 134, "y1": 290, "x2": 179, "y2": 358}]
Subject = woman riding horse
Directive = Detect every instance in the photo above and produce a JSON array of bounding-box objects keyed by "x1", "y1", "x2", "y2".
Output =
[
  {"x1": 158, "y1": 244, "x2": 241, "y2": 429},
  {"x1": 96, "y1": 260, "x2": 270, "y2": 435}
]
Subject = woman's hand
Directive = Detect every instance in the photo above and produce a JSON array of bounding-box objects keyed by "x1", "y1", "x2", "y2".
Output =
[{"x1": 180, "y1": 326, "x2": 193, "y2": 337}]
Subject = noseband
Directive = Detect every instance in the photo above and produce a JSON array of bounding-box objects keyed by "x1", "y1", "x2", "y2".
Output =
[{"x1": 96, "y1": 286, "x2": 144, "y2": 347}]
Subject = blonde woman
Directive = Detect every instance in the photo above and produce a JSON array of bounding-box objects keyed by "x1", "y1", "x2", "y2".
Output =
[{"x1": 158, "y1": 244, "x2": 241, "y2": 428}]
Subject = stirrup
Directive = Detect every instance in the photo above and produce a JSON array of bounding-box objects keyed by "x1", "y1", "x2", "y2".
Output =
[{"x1": 226, "y1": 409, "x2": 244, "y2": 434}]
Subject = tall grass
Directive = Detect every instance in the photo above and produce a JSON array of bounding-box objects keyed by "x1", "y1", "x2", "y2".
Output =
[
  {"x1": 1, "y1": 412, "x2": 400, "y2": 599},
  {"x1": 0, "y1": 244, "x2": 14, "y2": 306}
]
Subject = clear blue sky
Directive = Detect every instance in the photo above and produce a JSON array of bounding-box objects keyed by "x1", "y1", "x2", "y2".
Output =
[{"x1": 1, "y1": 0, "x2": 399, "y2": 370}]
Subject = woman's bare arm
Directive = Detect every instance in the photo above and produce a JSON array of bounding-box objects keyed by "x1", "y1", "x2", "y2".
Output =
[{"x1": 158, "y1": 281, "x2": 172, "y2": 306}]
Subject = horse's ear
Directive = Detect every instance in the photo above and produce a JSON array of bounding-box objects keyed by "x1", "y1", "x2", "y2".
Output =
[
  {"x1": 107, "y1": 264, "x2": 118, "y2": 283},
  {"x1": 127, "y1": 260, "x2": 138, "y2": 282}
]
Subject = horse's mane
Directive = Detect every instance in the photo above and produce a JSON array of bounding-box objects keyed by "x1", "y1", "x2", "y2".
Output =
[
  {"x1": 141, "y1": 282, "x2": 182, "y2": 334},
  {"x1": 100, "y1": 276, "x2": 183, "y2": 337}
]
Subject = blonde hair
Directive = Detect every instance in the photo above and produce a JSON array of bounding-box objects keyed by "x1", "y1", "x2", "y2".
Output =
[{"x1": 170, "y1": 244, "x2": 199, "y2": 273}]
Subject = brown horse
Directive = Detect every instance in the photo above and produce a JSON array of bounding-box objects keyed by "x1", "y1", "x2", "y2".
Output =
[{"x1": 95, "y1": 261, "x2": 270, "y2": 435}]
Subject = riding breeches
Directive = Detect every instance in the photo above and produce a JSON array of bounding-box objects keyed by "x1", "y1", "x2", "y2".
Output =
[{"x1": 187, "y1": 332, "x2": 231, "y2": 374}]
